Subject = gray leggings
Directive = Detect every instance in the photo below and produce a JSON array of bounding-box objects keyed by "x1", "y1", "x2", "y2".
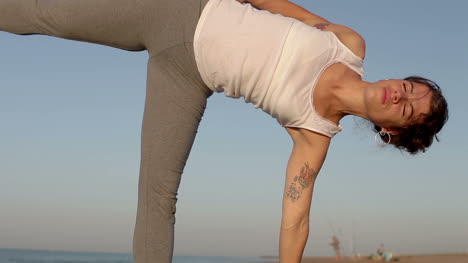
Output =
[{"x1": 1, "y1": 0, "x2": 212, "y2": 262}]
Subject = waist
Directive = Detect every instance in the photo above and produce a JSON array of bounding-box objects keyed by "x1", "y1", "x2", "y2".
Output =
[{"x1": 194, "y1": 0, "x2": 296, "y2": 100}]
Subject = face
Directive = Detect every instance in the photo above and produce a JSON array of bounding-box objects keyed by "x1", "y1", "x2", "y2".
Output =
[{"x1": 364, "y1": 79, "x2": 433, "y2": 130}]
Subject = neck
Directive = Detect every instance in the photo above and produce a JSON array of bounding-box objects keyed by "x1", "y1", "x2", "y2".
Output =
[{"x1": 331, "y1": 76, "x2": 371, "y2": 121}]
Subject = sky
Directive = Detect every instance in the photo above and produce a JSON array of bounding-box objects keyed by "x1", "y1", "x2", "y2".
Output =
[{"x1": 0, "y1": 0, "x2": 467, "y2": 258}]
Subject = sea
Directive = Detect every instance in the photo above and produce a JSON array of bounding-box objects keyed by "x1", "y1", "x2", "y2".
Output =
[{"x1": 0, "y1": 249, "x2": 274, "y2": 263}]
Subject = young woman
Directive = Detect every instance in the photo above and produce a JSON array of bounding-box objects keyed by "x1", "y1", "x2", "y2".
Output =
[{"x1": 1, "y1": 0, "x2": 448, "y2": 262}]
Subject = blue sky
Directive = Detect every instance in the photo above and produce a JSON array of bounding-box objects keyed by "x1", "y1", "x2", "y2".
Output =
[{"x1": 0, "y1": 0, "x2": 467, "y2": 257}]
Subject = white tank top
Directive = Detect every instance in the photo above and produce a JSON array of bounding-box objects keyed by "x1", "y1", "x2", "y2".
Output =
[{"x1": 194, "y1": 0, "x2": 364, "y2": 137}]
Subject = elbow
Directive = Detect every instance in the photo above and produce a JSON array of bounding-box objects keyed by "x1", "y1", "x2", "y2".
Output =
[{"x1": 281, "y1": 215, "x2": 310, "y2": 233}]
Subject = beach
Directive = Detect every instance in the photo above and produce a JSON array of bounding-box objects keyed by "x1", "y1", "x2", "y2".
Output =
[{"x1": 257, "y1": 254, "x2": 468, "y2": 263}]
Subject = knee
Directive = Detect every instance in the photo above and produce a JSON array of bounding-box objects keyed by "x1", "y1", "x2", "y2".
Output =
[
  {"x1": 150, "y1": 190, "x2": 178, "y2": 222},
  {"x1": 140, "y1": 167, "x2": 182, "y2": 218}
]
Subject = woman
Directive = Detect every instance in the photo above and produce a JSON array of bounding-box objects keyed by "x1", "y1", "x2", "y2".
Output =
[{"x1": 0, "y1": 0, "x2": 448, "y2": 262}]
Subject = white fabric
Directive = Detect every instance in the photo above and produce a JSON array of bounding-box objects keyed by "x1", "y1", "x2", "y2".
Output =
[{"x1": 194, "y1": 0, "x2": 364, "y2": 138}]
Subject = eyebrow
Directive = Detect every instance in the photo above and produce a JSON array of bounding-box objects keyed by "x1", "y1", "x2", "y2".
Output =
[{"x1": 410, "y1": 81, "x2": 414, "y2": 93}]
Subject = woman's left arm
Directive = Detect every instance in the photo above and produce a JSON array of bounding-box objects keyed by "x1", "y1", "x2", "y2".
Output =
[
  {"x1": 236, "y1": 0, "x2": 330, "y2": 25},
  {"x1": 280, "y1": 128, "x2": 331, "y2": 263}
]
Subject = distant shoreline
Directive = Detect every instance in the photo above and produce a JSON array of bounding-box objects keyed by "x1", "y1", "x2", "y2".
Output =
[
  {"x1": 257, "y1": 253, "x2": 468, "y2": 263},
  {"x1": 2, "y1": 249, "x2": 467, "y2": 263},
  {"x1": 0, "y1": 247, "x2": 131, "y2": 255}
]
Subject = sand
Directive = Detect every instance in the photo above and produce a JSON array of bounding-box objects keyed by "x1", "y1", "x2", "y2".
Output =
[{"x1": 256, "y1": 254, "x2": 468, "y2": 263}]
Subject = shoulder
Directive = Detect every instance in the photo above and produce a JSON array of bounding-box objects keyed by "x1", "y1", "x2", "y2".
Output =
[
  {"x1": 308, "y1": 22, "x2": 366, "y2": 60},
  {"x1": 333, "y1": 25, "x2": 366, "y2": 60}
]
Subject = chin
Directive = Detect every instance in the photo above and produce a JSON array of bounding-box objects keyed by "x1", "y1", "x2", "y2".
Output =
[{"x1": 364, "y1": 88, "x2": 380, "y2": 112}]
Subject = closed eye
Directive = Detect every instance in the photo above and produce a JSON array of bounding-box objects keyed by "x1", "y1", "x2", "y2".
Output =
[
  {"x1": 410, "y1": 103, "x2": 414, "y2": 119},
  {"x1": 403, "y1": 103, "x2": 414, "y2": 121},
  {"x1": 405, "y1": 81, "x2": 414, "y2": 95},
  {"x1": 403, "y1": 103, "x2": 414, "y2": 120}
]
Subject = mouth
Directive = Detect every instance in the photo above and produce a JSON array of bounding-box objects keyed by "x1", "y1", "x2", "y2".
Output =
[{"x1": 382, "y1": 87, "x2": 388, "y2": 104}]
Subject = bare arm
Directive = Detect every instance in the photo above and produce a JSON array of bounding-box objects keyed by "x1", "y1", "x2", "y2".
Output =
[
  {"x1": 280, "y1": 128, "x2": 330, "y2": 263},
  {"x1": 236, "y1": 0, "x2": 366, "y2": 59},
  {"x1": 237, "y1": 0, "x2": 330, "y2": 25}
]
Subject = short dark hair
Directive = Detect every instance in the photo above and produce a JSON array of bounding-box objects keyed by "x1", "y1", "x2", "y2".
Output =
[{"x1": 374, "y1": 76, "x2": 449, "y2": 155}]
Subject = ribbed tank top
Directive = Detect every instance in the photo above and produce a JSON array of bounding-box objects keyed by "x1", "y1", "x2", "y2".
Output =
[{"x1": 194, "y1": 0, "x2": 364, "y2": 137}]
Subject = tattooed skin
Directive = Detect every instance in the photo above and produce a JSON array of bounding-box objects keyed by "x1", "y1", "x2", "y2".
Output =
[
  {"x1": 286, "y1": 162, "x2": 317, "y2": 202},
  {"x1": 313, "y1": 23, "x2": 331, "y2": 30},
  {"x1": 286, "y1": 183, "x2": 301, "y2": 201}
]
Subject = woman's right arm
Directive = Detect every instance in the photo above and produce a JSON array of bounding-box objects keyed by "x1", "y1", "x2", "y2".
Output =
[
  {"x1": 236, "y1": 0, "x2": 366, "y2": 59},
  {"x1": 280, "y1": 128, "x2": 331, "y2": 263}
]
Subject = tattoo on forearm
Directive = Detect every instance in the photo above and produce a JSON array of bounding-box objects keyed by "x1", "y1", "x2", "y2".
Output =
[
  {"x1": 286, "y1": 162, "x2": 317, "y2": 202},
  {"x1": 313, "y1": 23, "x2": 331, "y2": 30}
]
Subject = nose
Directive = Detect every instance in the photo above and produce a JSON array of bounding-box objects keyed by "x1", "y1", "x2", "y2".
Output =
[{"x1": 391, "y1": 89, "x2": 406, "y2": 104}]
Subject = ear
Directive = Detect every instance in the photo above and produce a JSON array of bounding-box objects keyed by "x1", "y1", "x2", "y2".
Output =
[{"x1": 380, "y1": 127, "x2": 399, "y2": 135}]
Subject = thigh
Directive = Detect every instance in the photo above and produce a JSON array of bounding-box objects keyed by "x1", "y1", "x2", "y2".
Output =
[
  {"x1": 139, "y1": 43, "x2": 212, "y2": 196},
  {"x1": 36, "y1": 0, "x2": 149, "y2": 51},
  {"x1": 0, "y1": 0, "x2": 147, "y2": 51},
  {"x1": 1, "y1": 0, "x2": 211, "y2": 52}
]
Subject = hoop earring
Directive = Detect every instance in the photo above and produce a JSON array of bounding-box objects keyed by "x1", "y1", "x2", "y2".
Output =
[{"x1": 375, "y1": 131, "x2": 392, "y2": 146}]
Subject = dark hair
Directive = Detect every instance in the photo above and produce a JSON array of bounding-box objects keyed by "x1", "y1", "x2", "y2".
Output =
[{"x1": 374, "y1": 76, "x2": 449, "y2": 155}]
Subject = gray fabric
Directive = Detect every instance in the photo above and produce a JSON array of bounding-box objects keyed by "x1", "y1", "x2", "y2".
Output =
[{"x1": 1, "y1": 0, "x2": 212, "y2": 262}]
